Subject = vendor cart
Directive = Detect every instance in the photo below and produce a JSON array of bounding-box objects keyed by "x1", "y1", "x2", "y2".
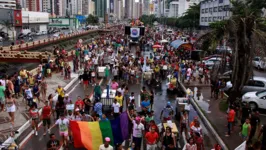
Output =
[{"x1": 101, "y1": 89, "x2": 116, "y2": 112}]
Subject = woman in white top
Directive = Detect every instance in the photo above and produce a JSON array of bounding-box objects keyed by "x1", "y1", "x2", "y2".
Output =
[
  {"x1": 191, "y1": 120, "x2": 202, "y2": 136},
  {"x1": 6, "y1": 93, "x2": 17, "y2": 125},
  {"x1": 185, "y1": 137, "x2": 197, "y2": 150}
]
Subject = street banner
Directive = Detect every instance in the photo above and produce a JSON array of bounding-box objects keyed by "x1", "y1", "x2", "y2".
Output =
[{"x1": 130, "y1": 28, "x2": 140, "y2": 38}]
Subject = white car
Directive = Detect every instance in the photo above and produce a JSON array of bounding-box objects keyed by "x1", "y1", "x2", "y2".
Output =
[
  {"x1": 53, "y1": 33, "x2": 59, "y2": 37},
  {"x1": 36, "y1": 31, "x2": 42, "y2": 35},
  {"x1": 42, "y1": 31, "x2": 47, "y2": 35},
  {"x1": 252, "y1": 57, "x2": 266, "y2": 70},
  {"x1": 223, "y1": 76, "x2": 266, "y2": 94},
  {"x1": 0, "y1": 36, "x2": 3, "y2": 42},
  {"x1": 203, "y1": 57, "x2": 222, "y2": 69},
  {"x1": 242, "y1": 90, "x2": 266, "y2": 110}
]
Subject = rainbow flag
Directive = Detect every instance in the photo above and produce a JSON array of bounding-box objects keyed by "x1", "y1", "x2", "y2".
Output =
[{"x1": 70, "y1": 112, "x2": 129, "y2": 150}]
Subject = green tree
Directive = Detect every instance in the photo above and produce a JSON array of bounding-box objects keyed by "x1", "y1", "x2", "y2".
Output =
[
  {"x1": 176, "y1": 3, "x2": 200, "y2": 29},
  {"x1": 197, "y1": 0, "x2": 266, "y2": 103},
  {"x1": 86, "y1": 14, "x2": 99, "y2": 25},
  {"x1": 139, "y1": 14, "x2": 156, "y2": 25}
]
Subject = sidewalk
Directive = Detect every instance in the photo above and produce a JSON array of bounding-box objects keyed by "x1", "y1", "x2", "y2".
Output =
[
  {"x1": 183, "y1": 80, "x2": 242, "y2": 149},
  {"x1": 0, "y1": 70, "x2": 78, "y2": 142}
]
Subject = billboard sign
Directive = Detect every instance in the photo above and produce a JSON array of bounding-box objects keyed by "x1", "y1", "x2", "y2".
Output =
[
  {"x1": 130, "y1": 28, "x2": 140, "y2": 38},
  {"x1": 14, "y1": 10, "x2": 22, "y2": 27}
]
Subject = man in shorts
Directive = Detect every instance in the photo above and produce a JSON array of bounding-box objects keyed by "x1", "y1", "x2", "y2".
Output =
[
  {"x1": 54, "y1": 114, "x2": 69, "y2": 147},
  {"x1": 42, "y1": 100, "x2": 51, "y2": 135}
]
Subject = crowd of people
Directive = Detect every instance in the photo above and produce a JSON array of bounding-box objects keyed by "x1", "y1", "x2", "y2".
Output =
[{"x1": 2, "y1": 24, "x2": 265, "y2": 150}]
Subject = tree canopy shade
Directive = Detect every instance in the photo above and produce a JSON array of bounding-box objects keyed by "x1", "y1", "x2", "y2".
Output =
[
  {"x1": 139, "y1": 14, "x2": 157, "y2": 25},
  {"x1": 86, "y1": 14, "x2": 99, "y2": 25},
  {"x1": 196, "y1": 0, "x2": 266, "y2": 102},
  {"x1": 176, "y1": 3, "x2": 200, "y2": 29},
  {"x1": 155, "y1": 3, "x2": 200, "y2": 29}
]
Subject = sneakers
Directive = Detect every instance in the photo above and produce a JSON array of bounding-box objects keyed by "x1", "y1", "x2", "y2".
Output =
[{"x1": 35, "y1": 131, "x2": 38, "y2": 136}]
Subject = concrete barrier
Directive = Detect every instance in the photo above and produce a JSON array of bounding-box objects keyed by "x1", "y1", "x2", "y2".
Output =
[{"x1": 178, "y1": 81, "x2": 229, "y2": 150}]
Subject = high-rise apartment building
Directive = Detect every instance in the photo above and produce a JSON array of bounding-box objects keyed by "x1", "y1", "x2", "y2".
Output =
[
  {"x1": 143, "y1": 0, "x2": 150, "y2": 15},
  {"x1": 42, "y1": 0, "x2": 50, "y2": 13},
  {"x1": 53, "y1": 0, "x2": 61, "y2": 16},
  {"x1": 88, "y1": 0, "x2": 95, "y2": 15},
  {"x1": 114, "y1": 0, "x2": 123, "y2": 20},
  {"x1": 133, "y1": 1, "x2": 140, "y2": 19},
  {"x1": 26, "y1": 0, "x2": 41, "y2": 11},
  {"x1": 125, "y1": 0, "x2": 133, "y2": 18},
  {"x1": 82, "y1": 0, "x2": 89, "y2": 15},
  {"x1": 71, "y1": 0, "x2": 82, "y2": 15},
  {"x1": 0, "y1": 0, "x2": 16, "y2": 9},
  {"x1": 95, "y1": 0, "x2": 107, "y2": 18}
]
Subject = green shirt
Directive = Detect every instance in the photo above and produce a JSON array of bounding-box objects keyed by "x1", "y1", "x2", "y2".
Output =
[
  {"x1": 94, "y1": 85, "x2": 101, "y2": 95},
  {"x1": 0, "y1": 86, "x2": 5, "y2": 97},
  {"x1": 242, "y1": 123, "x2": 250, "y2": 136},
  {"x1": 145, "y1": 116, "x2": 154, "y2": 123}
]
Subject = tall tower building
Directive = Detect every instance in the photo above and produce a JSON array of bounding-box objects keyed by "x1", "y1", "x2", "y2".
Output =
[
  {"x1": 95, "y1": 0, "x2": 107, "y2": 18},
  {"x1": 82, "y1": 0, "x2": 89, "y2": 15},
  {"x1": 143, "y1": 0, "x2": 150, "y2": 15},
  {"x1": 26, "y1": 0, "x2": 41, "y2": 11}
]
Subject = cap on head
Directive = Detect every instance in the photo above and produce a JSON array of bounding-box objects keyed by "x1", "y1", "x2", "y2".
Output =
[
  {"x1": 105, "y1": 137, "x2": 111, "y2": 142},
  {"x1": 65, "y1": 94, "x2": 69, "y2": 97},
  {"x1": 135, "y1": 116, "x2": 141, "y2": 121},
  {"x1": 167, "y1": 101, "x2": 171, "y2": 106}
]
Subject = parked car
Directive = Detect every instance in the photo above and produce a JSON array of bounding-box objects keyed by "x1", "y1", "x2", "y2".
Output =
[
  {"x1": 218, "y1": 70, "x2": 232, "y2": 82},
  {"x1": 36, "y1": 31, "x2": 42, "y2": 35},
  {"x1": 203, "y1": 54, "x2": 222, "y2": 60},
  {"x1": 223, "y1": 76, "x2": 266, "y2": 95},
  {"x1": 203, "y1": 57, "x2": 222, "y2": 69},
  {"x1": 253, "y1": 56, "x2": 266, "y2": 70},
  {"x1": 42, "y1": 31, "x2": 47, "y2": 35},
  {"x1": 53, "y1": 33, "x2": 59, "y2": 37},
  {"x1": 242, "y1": 90, "x2": 266, "y2": 110}
]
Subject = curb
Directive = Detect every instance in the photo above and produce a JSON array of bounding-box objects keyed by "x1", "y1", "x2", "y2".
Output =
[
  {"x1": 178, "y1": 81, "x2": 229, "y2": 150},
  {"x1": 3, "y1": 75, "x2": 79, "y2": 148}
]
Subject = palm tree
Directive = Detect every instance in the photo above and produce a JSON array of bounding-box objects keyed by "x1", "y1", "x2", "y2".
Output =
[{"x1": 196, "y1": 0, "x2": 266, "y2": 102}]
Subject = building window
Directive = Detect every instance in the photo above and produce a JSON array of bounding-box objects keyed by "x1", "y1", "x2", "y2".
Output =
[
  {"x1": 214, "y1": 7, "x2": 218, "y2": 12},
  {"x1": 205, "y1": 8, "x2": 208, "y2": 13},
  {"x1": 218, "y1": 6, "x2": 224, "y2": 12},
  {"x1": 224, "y1": 5, "x2": 229, "y2": 11},
  {"x1": 208, "y1": 17, "x2": 212, "y2": 22},
  {"x1": 209, "y1": 8, "x2": 212, "y2": 13},
  {"x1": 205, "y1": 17, "x2": 207, "y2": 22},
  {"x1": 201, "y1": 17, "x2": 204, "y2": 22},
  {"x1": 202, "y1": 9, "x2": 204, "y2": 14},
  {"x1": 213, "y1": 17, "x2": 216, "y2": 21}
]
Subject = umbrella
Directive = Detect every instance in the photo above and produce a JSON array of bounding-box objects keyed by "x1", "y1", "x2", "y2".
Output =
[
  {"x1": 153, "y1": 45, "x2": 162, "y2": 48},
  {"x1": 170, "y1": 40, "x2": 184, "y2": 49},
  {"x1": 160, "y1": 39, "x2": 168, "y2": 43}
]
